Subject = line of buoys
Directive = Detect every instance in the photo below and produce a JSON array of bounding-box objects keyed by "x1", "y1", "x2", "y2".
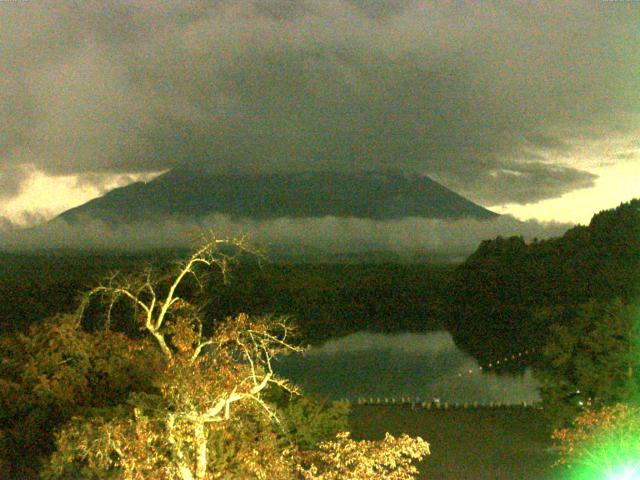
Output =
[
  {"x1": 340, "y1": 397, "x2": 540, "y2": 409},
  {"x1": 335, "y1": 348, "x2": 541, "y2": 409}
]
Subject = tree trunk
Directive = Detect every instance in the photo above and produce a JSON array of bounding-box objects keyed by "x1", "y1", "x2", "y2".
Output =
[
  {"x1": 167, "y1": 414, "x2": 196, "y2": 480},
  {"x1": 178, "y1": 464, "x2": 195, "y2": 480},
  {"x1": 195, "y1": 421, "x2": 209, "y2": 480}
]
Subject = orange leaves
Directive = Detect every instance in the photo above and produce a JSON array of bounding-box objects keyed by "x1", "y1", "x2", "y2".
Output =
[
  {"x1": 236, "y1": 312, "x2": 249, "y2": 325},
  {"x1": 40, "y1": 311, "x2": 305, "y2": 479},
  {"x1": 30, "y1": 239, "x2": 431, "y2": 480},
  {"x1": 44, "y1": 406, "x2": 174, "y2": 480},
  {"x1": 552, "y1": 403, "x2": 640, "y2": 470},
  {"x1": 1, "y1": 312, "x2": 162, "y2": 470},
  {"x1": 298, "y1": 432, "x2": 431, "y2": 480},
  {"x1": 171, "y1": 316, "x2": 200, "y2": 354}
]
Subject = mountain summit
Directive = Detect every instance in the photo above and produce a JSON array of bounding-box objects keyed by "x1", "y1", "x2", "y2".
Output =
[{"x1": 57, "y1": 168, "x2": 498, "y2": 224}]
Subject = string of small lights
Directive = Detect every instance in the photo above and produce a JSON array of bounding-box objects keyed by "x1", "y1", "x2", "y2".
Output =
[{"x1": 453, "y1": 347, "x2": 538, "y2": 379}]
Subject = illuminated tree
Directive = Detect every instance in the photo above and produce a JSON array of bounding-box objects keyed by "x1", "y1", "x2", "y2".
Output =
[
  {"x1": 552, "y1": 403, "x2": 640, "y2": 479},
  {"x1": 43, "y1": 238, "x2": 301, "y2": 479},
  {"x1": 298, "y1": 432, "x2": 430, "y2": 480},
  {"x1": 42, "y1": 238, "x2": 430, "y2": 479}
]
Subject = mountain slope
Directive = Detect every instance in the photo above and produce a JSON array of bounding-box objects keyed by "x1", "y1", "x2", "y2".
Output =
[{"x1": 57, "y1": 168, "x2": 498, "y2": 224}]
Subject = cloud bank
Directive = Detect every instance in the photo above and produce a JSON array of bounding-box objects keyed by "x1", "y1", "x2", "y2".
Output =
[
  {"x1": 0, "y1": 213, "x2": 570, "y2": 257},
  {"x1": 275, "y1": 331, "x2": 540, "y2": 403},
  {"x1": 1, "y1": 0, "x2": 639, "y2": 205}
]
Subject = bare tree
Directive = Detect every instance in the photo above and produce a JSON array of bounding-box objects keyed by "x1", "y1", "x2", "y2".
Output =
[
  {"x1": 45, "y1": 237, "x2": 430, "y2": 480},
  {"x1": 67, "y1": 237, "x2": 301, "y2": 480}
]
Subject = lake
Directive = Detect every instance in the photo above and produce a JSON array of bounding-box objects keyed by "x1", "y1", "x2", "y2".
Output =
[{"x1": 276, "y1": 331, "x2": 540, "y2": 405}]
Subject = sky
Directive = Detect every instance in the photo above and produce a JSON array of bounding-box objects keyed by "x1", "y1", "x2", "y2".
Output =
[{"x1": 1, "y1": 0, "x2": 639, "y2": 226}]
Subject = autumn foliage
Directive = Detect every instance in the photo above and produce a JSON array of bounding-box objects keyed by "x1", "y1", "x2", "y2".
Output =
[
  {"x1": 298, "y1": 432, "x2": 430, "y2": 480},
  {"x1": 552, "y1": 403, "x2": 640, "y2": 477},
  {"x1": 1, "y1": 238, "x2": 430, "y2": 479},
  {"x1": 0, "y1": 314, "x2": 158, "y2": 478}
]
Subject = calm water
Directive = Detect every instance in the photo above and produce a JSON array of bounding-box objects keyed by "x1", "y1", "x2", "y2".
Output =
[{"x1": 275, "y1": 331, "x2": 540, "y2": 404}]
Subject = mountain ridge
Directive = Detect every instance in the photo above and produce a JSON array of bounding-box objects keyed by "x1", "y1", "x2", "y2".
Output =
[{"x1": 56, "y1": 168, "x2": 498, "y2": 224}]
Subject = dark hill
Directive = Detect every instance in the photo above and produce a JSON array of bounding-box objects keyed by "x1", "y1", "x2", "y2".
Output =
[
  {"x1": 444, "y1": 198, "x2": 640, "y2": 368},
  {"x1": 56, "y1": 168, "x2": 498, "y2": 224}
]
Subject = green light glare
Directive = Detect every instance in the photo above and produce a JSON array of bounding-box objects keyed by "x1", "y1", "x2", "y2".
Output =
[
  {"x1": 606, "y1": 465, "x2": 640, "y2": 480},
  {"x1": 560, "y1": 403, "x2": 640, "y2": 480},
  {"x1": 566, "y1": 458, "x2": 640, "y2": 480}
]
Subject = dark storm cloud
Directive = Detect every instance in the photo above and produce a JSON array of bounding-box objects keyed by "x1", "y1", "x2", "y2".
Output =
[
  {"x1": 1, "y1": 0, "x2": 638, "y2": 204},
  {"x1": 525, "y1": 134, "x2": 571, "y2": 152},
  {"x1": 464, "y1": 162, "x2": 597, "y2": 205},
  {"x1": 345, "y1": 0, "x2": 420, "y2": 18}
]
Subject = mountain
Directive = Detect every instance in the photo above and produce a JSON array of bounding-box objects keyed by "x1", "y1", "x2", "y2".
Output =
[{"x1": 56, "y1": 168, "x2": 498, "y2": 224}]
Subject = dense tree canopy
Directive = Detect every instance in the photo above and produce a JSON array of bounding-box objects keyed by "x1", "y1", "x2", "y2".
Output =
[
  {"x1": 535, "y1": 299, "x2": 640, "y2": 427},
  {"x1": 446, "y1": 199, "x2": 640, "y2": 368},
  {"x1": 0, "y1": 314, "x2": 159, "y2": 477},
  {"x1": 0, "y1": 252, "x2": 451, "y2": 346}
]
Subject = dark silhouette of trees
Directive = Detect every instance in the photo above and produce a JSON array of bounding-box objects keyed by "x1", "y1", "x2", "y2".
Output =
[
  {"x1": 445, "y1": 199, "x2": 640, "y2": 369},
  {"x1": 535, "y1": 299, "x2": 640, "y2": 427}
]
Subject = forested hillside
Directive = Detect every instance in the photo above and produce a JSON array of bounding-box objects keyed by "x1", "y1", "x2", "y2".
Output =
[
  {"x1": 0, "y1": 241, "x2": 431, "y2": 479},
  {"x1": 0, "y1": 251, "x2": 181, "y2": 333},
  {"x1": 0, "y1": 253, "x2": 451, "y2": 343},
  {"x1": 445, "y1": 199, "x2": 640, "y2": 368},
  {"x1": 204, "y1": 263, "x2": 450, "y2": 343}
]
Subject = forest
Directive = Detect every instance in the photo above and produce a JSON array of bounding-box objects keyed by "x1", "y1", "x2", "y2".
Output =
[
  {"x1": 446, "y1": 199, "x2": 640, "y2": 369},
  {"x1": 0, "y1": 252, "x2": 452, "y2": 340}
]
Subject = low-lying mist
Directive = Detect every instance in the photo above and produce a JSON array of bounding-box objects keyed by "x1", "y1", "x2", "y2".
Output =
[
  {"x1": 275, "y1": 331, "x2": 541, "y2": 404},
  {"x1": 0, "y1": 214, "x2": 571, "y2": 259}
]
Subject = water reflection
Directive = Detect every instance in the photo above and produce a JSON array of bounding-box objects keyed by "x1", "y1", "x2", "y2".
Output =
[{"x1": 275, "y1": 331, "x2": 540, "y2": 404}]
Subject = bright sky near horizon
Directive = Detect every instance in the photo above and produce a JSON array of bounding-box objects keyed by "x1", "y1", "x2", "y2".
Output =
[
  {"x1": 1, "y1": 170, "x2": 163, "y2": 226},
  {"x1": 491, "y1": 161, "x2": 640, "y2": 224}
]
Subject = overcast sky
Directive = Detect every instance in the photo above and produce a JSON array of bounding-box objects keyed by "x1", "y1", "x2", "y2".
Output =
[{"x1": 1, "y1": 0, "x2": 638, "y2": 224}]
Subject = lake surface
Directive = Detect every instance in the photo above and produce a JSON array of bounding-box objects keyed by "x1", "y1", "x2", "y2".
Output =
[
  {"x1": 276, "y1": 331, "x2": 540, "y2": 405},
  {"x1": 350, "y1": 405, "x2": 556, "y2": 480},
  {"x1": 277, "y1": 332, "x2": 553, "y2": 479}
]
